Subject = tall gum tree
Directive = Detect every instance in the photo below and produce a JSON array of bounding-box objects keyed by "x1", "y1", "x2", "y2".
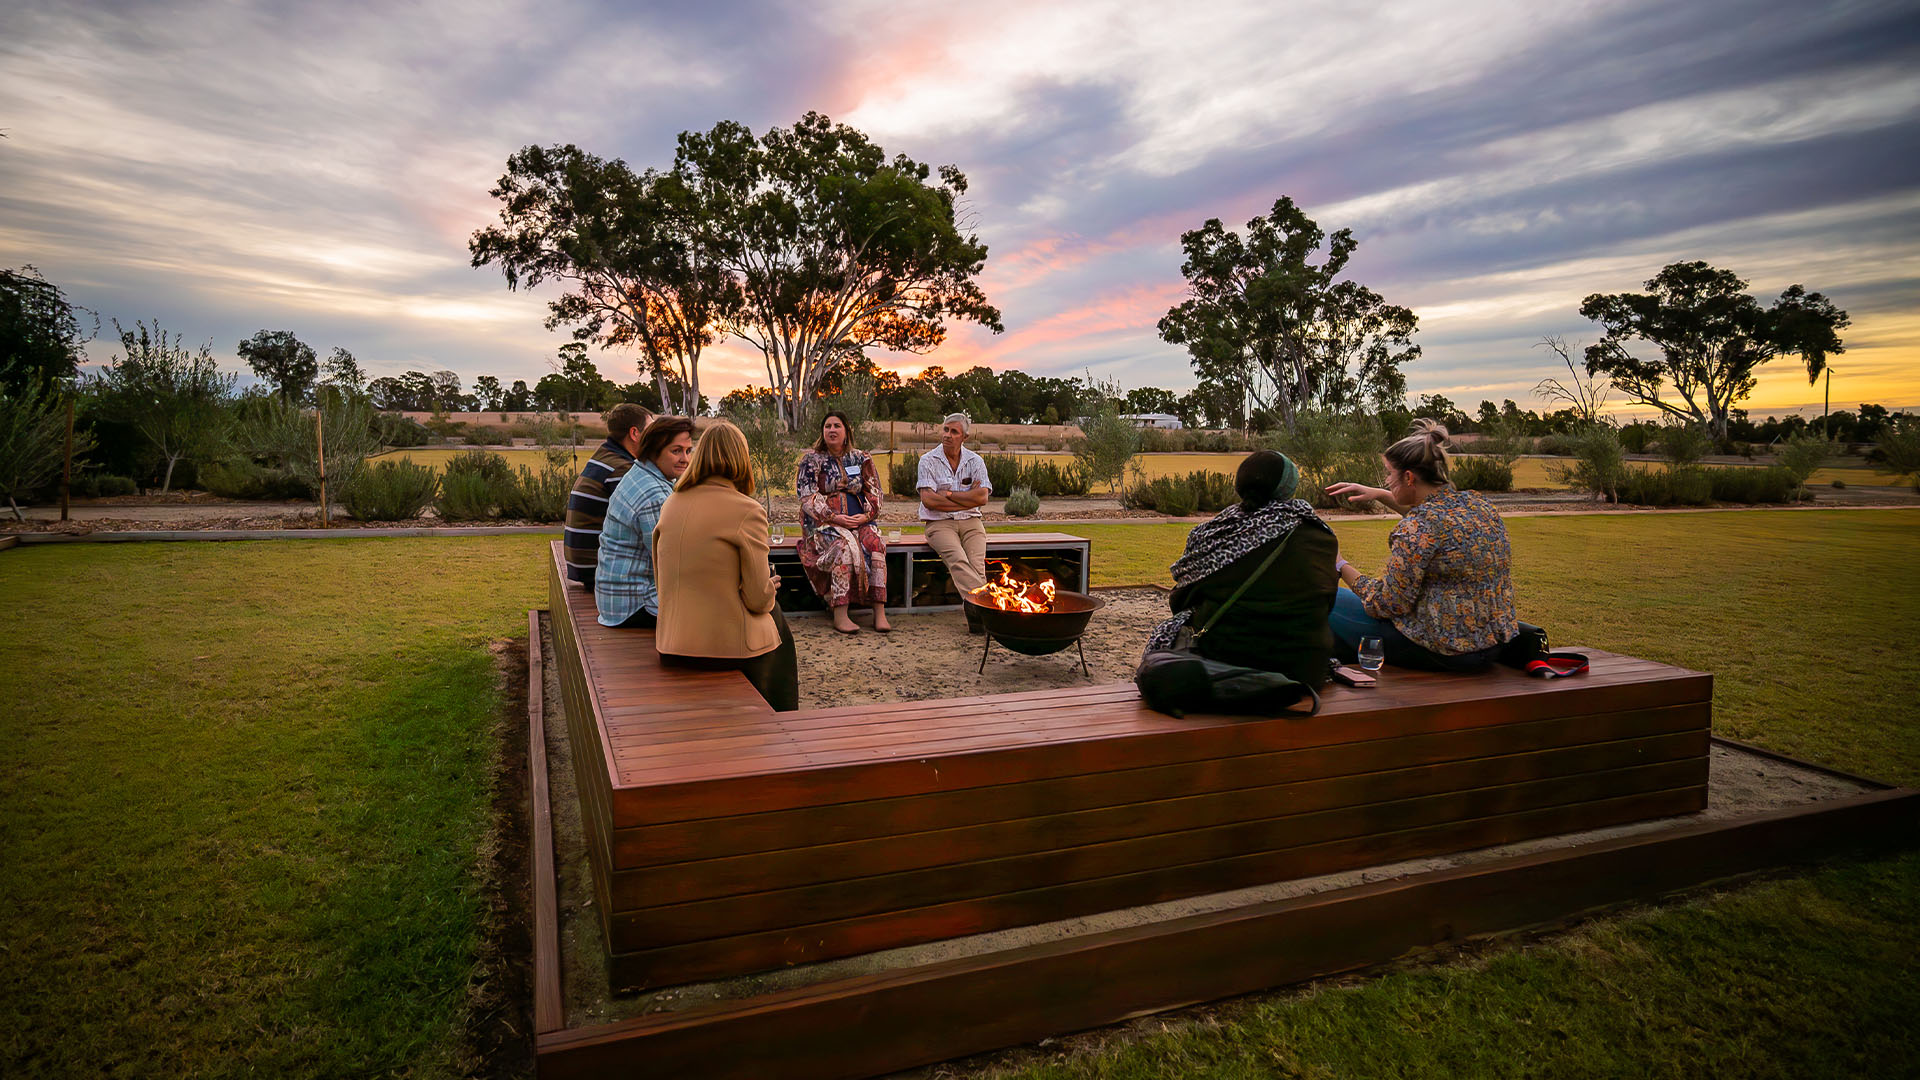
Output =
[
  {"x1": 676, "y1": 113, "x2": 1003, "y2": 429},
  {"x1": 470, "y1": 145, "x2": 731, "y2": 418},
  {"x1": 1158, "y1": 197, "x2": 1417, "y2": 431},
  {"x1": 1580, "y1": 261, "x2": 1848, "y2": 441}
]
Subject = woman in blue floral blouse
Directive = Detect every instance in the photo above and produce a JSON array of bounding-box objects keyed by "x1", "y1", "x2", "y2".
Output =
[
  {"x1": 795, "y1": 412, "x2": 891, "y2": 634},
  {"x1": 1324, "y1": 420, "x2": 1518, "y2": 672}
]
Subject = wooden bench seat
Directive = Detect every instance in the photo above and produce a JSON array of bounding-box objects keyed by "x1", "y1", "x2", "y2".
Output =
[{"x1": 548, "y1": 542, "x2": 1712, "y2": 991}]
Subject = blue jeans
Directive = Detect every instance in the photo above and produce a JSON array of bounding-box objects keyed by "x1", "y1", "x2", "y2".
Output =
[{"x1": 1329, "y1": 588, "x2": 1500, "y2": 673}]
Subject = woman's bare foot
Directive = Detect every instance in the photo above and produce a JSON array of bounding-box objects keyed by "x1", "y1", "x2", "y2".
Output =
[
  {"x1": 833, "y1": 607, "x2": 860, "y2": 633},
  {"x1": 872, "y1": 606, "x2": 892, "y2": 633}
]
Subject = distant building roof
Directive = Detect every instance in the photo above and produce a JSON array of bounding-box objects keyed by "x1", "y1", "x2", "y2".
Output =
[{"x1": 1121, "y1": 412, "x2": 1184, "y2": 428}]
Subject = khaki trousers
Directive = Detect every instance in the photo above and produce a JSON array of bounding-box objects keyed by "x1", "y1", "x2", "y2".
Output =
[{"x1": 924, "y1": 516, "x2": 989, "y2": 594}]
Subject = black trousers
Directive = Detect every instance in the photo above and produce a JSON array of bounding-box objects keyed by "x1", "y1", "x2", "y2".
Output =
[{"x1": 661, "y1": 608, "x2": 800, "y2": 712}]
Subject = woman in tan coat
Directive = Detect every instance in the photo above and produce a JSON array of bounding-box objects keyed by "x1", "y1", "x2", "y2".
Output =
[{"x1": 651, "y1": 420, "x2": 799, "y2": 711}]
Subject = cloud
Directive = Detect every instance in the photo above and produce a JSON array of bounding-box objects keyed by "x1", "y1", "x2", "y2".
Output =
[{"x1": 0, "y1": 0, "x2": 1914, "y2": 414}]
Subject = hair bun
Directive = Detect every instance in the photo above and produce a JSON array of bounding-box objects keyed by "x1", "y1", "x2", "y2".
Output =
[{"x1": 1409, "y1": 417, "x2": 1449, "y2": 445}]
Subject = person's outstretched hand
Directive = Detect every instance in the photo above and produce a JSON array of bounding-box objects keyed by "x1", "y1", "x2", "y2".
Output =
[{"x1": 1325, "y1": 482, "x2": 1390, "y2": 506}]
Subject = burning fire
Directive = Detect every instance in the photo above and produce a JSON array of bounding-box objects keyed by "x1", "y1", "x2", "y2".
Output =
[{"x1": 970, "y1": 561, "x2": 1058, "y2": 613}]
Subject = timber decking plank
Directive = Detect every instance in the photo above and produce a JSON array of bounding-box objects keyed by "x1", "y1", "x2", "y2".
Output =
[
  {"x1": 538, "y1": 789, "x2": 1920, "y2": 1080},
  {"x1": 610, "y1": 762, "x2": 1706, "y2": 950},
  {"x1": 607, "y1": 785, "x2": 1707, "y2": 988},
  {"x1": 606, "y1": 674, "x2": 1694, "y2": 770},
  {"x1": 598, "y1": 661, "x2": 1683, "y2": 758},
  {"x1": 609, "y1": 674, "x2": 1708, "y2": 824},
  {"x1": 528, "y1": 610, "x2": 564, "y2": 1035},
  {"x1": 612, "y1": 709, "x2": 1711, "y2": 867},
  {"x1": 609, "y1": 729, "x2": 1710, "y2": 907}
]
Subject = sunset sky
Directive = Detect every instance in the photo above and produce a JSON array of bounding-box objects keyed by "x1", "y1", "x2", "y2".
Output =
[{"x1": 3, "y1": 0, "x2": 1916, "y2": 417}]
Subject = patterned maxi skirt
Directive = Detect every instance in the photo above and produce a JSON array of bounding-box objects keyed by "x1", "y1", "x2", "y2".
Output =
[{"x1": 798, "y1": 524, "x2": 888, "y2": 607}]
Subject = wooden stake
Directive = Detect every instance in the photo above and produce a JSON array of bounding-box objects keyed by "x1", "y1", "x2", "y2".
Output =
[
  {"x1": 60, "y1": 396, "x2": 74, "y2": 522},
  {"x1": 315, "y1": 406, "x2": 329, "y2": 527}
]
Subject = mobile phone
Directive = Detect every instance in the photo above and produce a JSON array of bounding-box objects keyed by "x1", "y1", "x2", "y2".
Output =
[{"x1": 1329, "y1": 664, "x2": 1377, "y2": 688}]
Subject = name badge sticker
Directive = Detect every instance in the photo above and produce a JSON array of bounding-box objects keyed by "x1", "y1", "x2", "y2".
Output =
[{"x1": 846, "y1": 464, "x2": 860, "y2": 475}]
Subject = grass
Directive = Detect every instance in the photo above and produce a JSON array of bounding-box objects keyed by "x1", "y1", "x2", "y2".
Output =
[
  {"x1": 0, "y1": 537, "x2": 550, "y2": 1078},
  {"x1": 993, "y1": 850, "x2": 1920, "y2": 1080},
  {"x1": 1013, "y1": 509, "x2": 1920, "y2": 785},
  {"x1": 4, "y1": 512, "x2": 1917, "y2": 1075}
]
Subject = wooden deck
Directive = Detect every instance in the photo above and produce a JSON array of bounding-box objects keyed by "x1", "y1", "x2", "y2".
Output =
[{"x1": 548, "y1": 542, "x2": 1713, "y2": 991}]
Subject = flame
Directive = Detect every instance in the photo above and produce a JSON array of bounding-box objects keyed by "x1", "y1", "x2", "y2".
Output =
[{"x1": 970, "y1": 560, "x2": 1058, "y2": 613}]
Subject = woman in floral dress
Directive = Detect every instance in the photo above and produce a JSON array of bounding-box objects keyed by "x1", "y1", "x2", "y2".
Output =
[{"x1": 795, "y1": 412, "x2": 891, "y2": 633}]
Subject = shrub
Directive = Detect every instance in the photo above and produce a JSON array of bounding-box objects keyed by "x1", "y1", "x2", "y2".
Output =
[
  {"x1": 374, "y1": 412, "x2": 431, "y2": 447},
  {"x1": 888, "y1": 455, "x2": 919, "y2": 495},
  {"x1": 1549, "y1": 426, "x2": 1627, "y2": 502},
  {"x1": 1451, "y1": 455, "x2": 1514, "y2": 492},
  {"x1": 442, "y1": 450, "x2": 514, "y2": 487},
  {"x1": 343, "y1": 460, "x2": 438, "y2": 520},
  {"x1": 1004, "y1": 485, "x2": 1040, "y2": 518},
  {"x1": 1, "y1": 383, "x2": 96, "y2": 514},
  {"x1": 463, "y1": 427, "x2": 511, "y2": 446},
  {"x1": 1617, "y1": 466, "x2": 1712, "y2": 506},
  {"x1": 234, "y1": 392, "x2": 383, "y2": 511},
  {"x1": 1875, "y1": 420, "x2": 1920, "y2": 492},
  {"x1": 982, "y1": 453, "x2": 1023, "y2": 493},
  {"x1": 1656, "y1": 422, "x2": 1713, "y2": 469},
  {"x1": 198, "y1": 460, "x2": 311, "y2": 500},
  {"x1": 1618, "y1": 422, "x2": 1658, "y2": 454},
  {"x1": 71, "y1": 472, "x2": 139, "y2": 498},
  {"x1": 1123, "y1": 476, "x2": 1199, "y2": 516},
  {"x1": 1267, "y1": 410, "x2": 1384, "y2": 510},
  {"x1": 1020, "y1": 459, "x2": 1092, "y2": 497},
  {"x1": 498, "y1": 464, "x2": 570, "y2": 522},
  {"x1": 1071, "y1": 402, "x2": 1142, "y2": 493},
  {"x1": 1122, "y1": 471, "x2": 1233, "y2": 515},
  {"x1": 1706, "y1": 465, "x2": 1800, "y2": 504},
  {"x1": 1478, "y1": 417, "x2": 1532, "y2": 466},
  {"x1": 1776, "y1": 432, "x2": 1835, "y2": 488},
  {"x1": 435, "y1": 469, "x2": 499, "y2": 521},
  {"x1": 1535, "y1": 432, "x2": 1578, "y2": 456}
]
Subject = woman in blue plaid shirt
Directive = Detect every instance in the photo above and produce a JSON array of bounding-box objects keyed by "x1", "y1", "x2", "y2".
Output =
[{"x1": 596, "y1": 417, "x2": 697, "y2": 628}]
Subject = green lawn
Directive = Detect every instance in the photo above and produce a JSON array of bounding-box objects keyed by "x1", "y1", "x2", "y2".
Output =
[
  {"x1": 1, "y1": 538, "x2": 549, "y2": 1078},
  {"x1": 2, "y1": 511, "x2": 1916, "y2": 1076}
]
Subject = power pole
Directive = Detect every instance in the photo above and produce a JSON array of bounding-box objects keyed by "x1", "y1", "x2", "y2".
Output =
[
  {"x1": 60, "y1": 396, "x2": 74, "y2": 522},
  {"x1": 315, "y1": 407, "x2": 329, "y2": 527}
]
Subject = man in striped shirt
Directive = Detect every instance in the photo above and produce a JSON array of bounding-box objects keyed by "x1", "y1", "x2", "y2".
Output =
[{"x1": 563, "y1": 402, "x2": 652, "y2": 590}]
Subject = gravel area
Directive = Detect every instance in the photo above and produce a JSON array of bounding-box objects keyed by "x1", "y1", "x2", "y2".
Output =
[{"x1": 791, "y1": 588, "x2": 1167, "y2": 707}]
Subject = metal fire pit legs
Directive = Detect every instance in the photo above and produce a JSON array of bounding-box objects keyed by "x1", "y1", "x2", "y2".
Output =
[{"x1": 978, "y1": 631, "x2": 1093, "y2": 676}]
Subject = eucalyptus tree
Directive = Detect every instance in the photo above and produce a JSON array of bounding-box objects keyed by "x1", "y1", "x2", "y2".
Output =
[
  {"x1": 676, "y1": 113, "x2": 1003, "y2": 428},
  {"x1": 1158, "y1": 197, "x2": 1417, "y2": 431},
  {"x1": 237, "y1": 329, "x2": 318, "y2": 404},
  {"x1": 1, "y1": 265, "x2": 96, "y2": 395},
  {"x1": 1580, "y1": 262, "x2": 1849, "y2": 440},
  {"x1": 470, "y1": 144, "x2": 734, "y2": 418}
]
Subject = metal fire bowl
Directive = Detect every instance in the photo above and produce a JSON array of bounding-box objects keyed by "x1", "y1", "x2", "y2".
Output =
[{"x1": 963, "y1": 590, "x2": 1107, "y2": 656}]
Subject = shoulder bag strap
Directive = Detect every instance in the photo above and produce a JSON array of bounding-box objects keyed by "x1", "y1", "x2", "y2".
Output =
[{"x1": 1192, "y1": 528, "x2": 1295, "y2": 641}]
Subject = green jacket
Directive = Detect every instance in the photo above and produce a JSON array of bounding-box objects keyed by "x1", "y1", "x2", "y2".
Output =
[{"x1": 1168, "y1": 520, "x2": 1339, "y2": 687}]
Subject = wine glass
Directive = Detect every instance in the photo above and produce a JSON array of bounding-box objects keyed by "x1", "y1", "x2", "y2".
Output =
[
  {"x1": 768, "y1": 523, "x2": 784, "y2": 546},
  {"x1": 1358, "y1": 637, "x2": 1385, "y2": 673}
]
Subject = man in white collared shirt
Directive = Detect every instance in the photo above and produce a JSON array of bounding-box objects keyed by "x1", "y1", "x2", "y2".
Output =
[{"x1": 917, "y1": 413, "x2": 992, "y2": 630}]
